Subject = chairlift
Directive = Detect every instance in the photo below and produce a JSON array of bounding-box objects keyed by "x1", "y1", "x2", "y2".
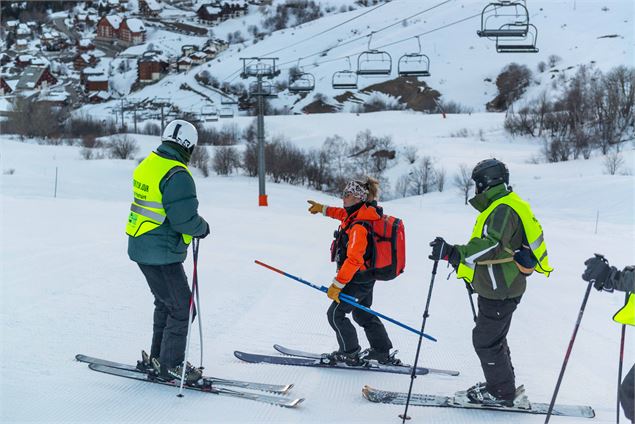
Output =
[
  {"x1": 249, "y1": 80, "x2": 274, "y2": 97},
  {"x1": 332, "y1": 57, "x2": 358, "y2": 90},
  {"x1": 221, "y1": 96, "x2": 238, "y2": 105},
  {"x1": 219, "y1": 107, "x2": 234, "y2": 118},
  {"x1": 288, "y1": 59, "x2": 315, "y2": 93},
  {"x1": 398, "y1": 37, "x2": 431, "y2": 77},
  {"x1": 357, "y1": 32, "x2": 392, "y2": 76},
  {"x1": 201, "y1": 105, "x2": 218, "y2": 122},
  {"x1": 496, "y1": 23, "x2": 539, "y2": 53},
  {"x1": 477, "y1": 1, "x2": 529, "y2": 38},
  {"x1": 244, "y1": 62, "x2": 272, "y2": 78}
]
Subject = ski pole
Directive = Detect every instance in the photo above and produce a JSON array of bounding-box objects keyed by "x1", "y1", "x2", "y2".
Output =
[
  {"x1": 254, "y1": 260, "x2": 360, "y2": 303},
  {"x1": 195, "y1": 244, "x2": 204, "y2": 370},
  {"x1": 544, "y1": 276, "x2": 595, "y2": 422},
  {"x1": 178, "y1": 238, "x2": 200, "y2": 397},
  {"x1": 616, "y1": 292, "x2": 628, "y2": 424},
  {"x1": 399, "y1": 259, "x2": 440, "y2": 423},
  {"x1": 255, "y1": 260, "x2": 437, "y2": 342},
  {"x1": 465, "y1": 282, "x2": 477, "y2": 322}
]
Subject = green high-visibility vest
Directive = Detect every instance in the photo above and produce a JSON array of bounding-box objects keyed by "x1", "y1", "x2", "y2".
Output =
[
  {"x1": 126, "y1": 152, "x2": 193, "y2": 244},
  {"x1": 614, "y1": 293, "x2": 635, "y2": 326},
  {"x1": 456, "y1": 191, "x2": 553, "y2": 283}
]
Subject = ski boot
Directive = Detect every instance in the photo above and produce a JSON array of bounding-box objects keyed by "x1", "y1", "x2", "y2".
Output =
[
  {"x1": 361, "y1": 348, "x2": 403, "y2": 366},
  {"x1": 458, "y1": 382, "x2": 515, "y2": 407},
  {"x1": 151, "y1": 357, "x2": 203, "y2": 385},
  {"x1": 323, "y1": 347, "x2": 362, "y2": 366},
  {"x1": 136, "y1": 350, "x2": 158, "y2": 376}
]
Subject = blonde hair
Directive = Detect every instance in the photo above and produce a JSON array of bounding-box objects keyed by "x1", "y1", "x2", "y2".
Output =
[{"x1": 365, "y1": 176, "x2": 380, "y2": 201}]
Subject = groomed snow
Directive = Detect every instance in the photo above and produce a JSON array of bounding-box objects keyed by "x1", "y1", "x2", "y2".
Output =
[{"x1": 1, "y1": 111, "x2": 633, "y2": 423}]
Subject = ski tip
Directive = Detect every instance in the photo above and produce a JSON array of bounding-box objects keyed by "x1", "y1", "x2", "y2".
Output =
[
  {"x1": 286, "y1": 398, "x2": 305, "y2": 408},
  {"x1": 75, "y1": 354, "x2": 90, "y2": 363},
  {"x1": 282, "y1": 384, "x2": 294, "y2": 394},
  {"x1": 233, "y1": 351, "x2": 257, "y2": 363}
]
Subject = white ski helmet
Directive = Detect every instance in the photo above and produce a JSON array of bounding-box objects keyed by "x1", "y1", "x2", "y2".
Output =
[{"x1": 162, "y1": 119, "x2": 198, "y2": 150}]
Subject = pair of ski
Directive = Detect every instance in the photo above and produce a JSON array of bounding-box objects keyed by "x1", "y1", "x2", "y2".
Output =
[
  {"x1": 236, "y1": 346, "x2": 594, "y2": 418},
  {"x1": 75, "y1": 354, "x2": 303, "y2": 408}
]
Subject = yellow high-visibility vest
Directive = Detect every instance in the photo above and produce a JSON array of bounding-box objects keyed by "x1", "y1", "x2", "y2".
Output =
[
  {"x1": 125, "y1": 152, "x2": 193, "y2": 244},
  {"x1": 614, "y1": 293, "x2": 635, "y2": 326},
  {"x1": 457, "y1": 191, "x2": 553, "y2": 283}
]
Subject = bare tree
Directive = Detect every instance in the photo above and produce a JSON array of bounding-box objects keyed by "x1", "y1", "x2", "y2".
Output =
[
  {"x1": 453, "y1": 163, "x2": 474, "y2": 205},
  {"x1": 408, "y1": 156, "x2": 436, "y2": 196},
  {"x1": 191, "y1": 146, "x2": 211, "y2": 177},
  {"x1": 435, "y1": 167, "x2": 446, "y2": 192},
  {"x1": 212, "y1": 146, "x2": 241, "y2": 175},
  {"x1": 603, "y1": 150, "x2": 625, "y2": 175},
  {"x1": 108, "y1": 135, "x2": 138, "y2": 159}
]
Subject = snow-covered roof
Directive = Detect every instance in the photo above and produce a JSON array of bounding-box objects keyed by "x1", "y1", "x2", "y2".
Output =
[
  {"x1": 87, "y1": 75, "x2": 109, "y2": 82},
  {"x1": 6, "y1": 20, "x2": 19, "y2": 27},
  {"x1": 204, "y1": 5, "x2": 222, "y2": 14},
  {"x1": 15, "y1": 40, "x2": 28, "y2": 46},
  {"x1": 17, "y1": 24, "x2": 31, "y2": 36},
  {"x1": 124, "y1": 18, "x2": 146, "y2": 33},
  {"x1": 39, "y1": 91, "x2": 69, "y2": 102},
  {"x1": 89, "y1": 91, "x2": 111, "y2": 100},
  {"x1": 17, "y1": 55, "x2": 34, "y2": 63},
  {"x1": 77, "y1": 13, "x2": 88, "y2": 20},
  {"x1": 80, "y1": 53, "x2": 95, "y2": 63},
  {"x1": 108, "y1": 0, "x2": 120, "y2": 6},
  {"x1": 82, "y1": 67, "x2": 104, "y2": 75},
  {"x1": 190, "y1": 51, "x2": 207, "y2": 59},
  {"x1": 178, "y1": 56, "x2": 193, "y2": 63},
  {"x1": 143, "y1": 0, "x2": 162, "y2": 11},
  {"x1": 16, "y1": 66, "x2": 48, "y2": 90},
  {"x1": 104, "y1": 15, "x2": 123, "y2": 30},
  {"x1": 79, "y1": 39, "x2": 93, "y2": 47},
  {"x1": 31, "y1": 58, "x2": 49, "y2": 66}
]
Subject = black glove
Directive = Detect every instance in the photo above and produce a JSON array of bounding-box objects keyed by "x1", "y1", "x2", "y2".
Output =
[
  {"x1": 582, "y1": 255, "x2": 613, "y2": 291},
  {"x1": 429, "y1": 237, "x2": 458, "y2": 266},
  {"x1": 197, "y1": 223, "x2": 210, "y2": 239}
]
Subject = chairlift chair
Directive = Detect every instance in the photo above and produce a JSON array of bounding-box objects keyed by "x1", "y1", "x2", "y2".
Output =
[
  {"x1": 244, "y1": 62, "x2": 273, "y2": 78},
  {"x1": 496, "y1": 23, "x2": 539, "y2": 53},
  {"x1": 221, "y1": 96, "x2": 238, "y2": 105},
  {"x1": 357, "y1": 32, "x2": 392, "y2": 76},
  {"x1": 288, "y1": 60, "x2": 315, "y2": 93},
  {"x1": 249, "y1": 80, "x2": 274, "y2": 97},
  {"x1": 477, "y1": 1, "x2": 529, "y2": 38},
  {"x1": 219, "y1": 107, "x2": 234, "y2": 118},
  {"x1": 201, "y1": 105, "x2": 219, "y2": 122},
  {"x1": 398, "y1": 37, "x2": 430, "y2": 77},
  {"x1": 332, "y1": 57, "x2": 358, "y2": 89}
]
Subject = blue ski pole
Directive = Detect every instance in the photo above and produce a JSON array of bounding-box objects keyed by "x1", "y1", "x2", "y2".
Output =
[{"x1": 255, "y1": 260, "x2": 437, "y2": 342}]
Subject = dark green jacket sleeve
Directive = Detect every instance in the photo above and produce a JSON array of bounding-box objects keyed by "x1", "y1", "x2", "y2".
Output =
[
  {"x1": 611, "y1": 266, "x2": 635, "y2": 293},
  {"x1": 161, "y1": 169, "x2": 208, "y2": 237},
  {"x1": 456, "y1": 204, "x2": 522, "y2": 263}
]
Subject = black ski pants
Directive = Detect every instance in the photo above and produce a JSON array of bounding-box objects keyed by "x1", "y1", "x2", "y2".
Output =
[
  {"x1": 621, "y1": 364, "x2": 634, "y2": 422},
  {"x1": 326, "y1": 281, "x2": 393, "y2": 354},
  {"x1": 472, "y1": 295, "x2": 521, "y2": 400},
  {"x1": 138, "y1": 263, "x2": 194, "y2": 369}
]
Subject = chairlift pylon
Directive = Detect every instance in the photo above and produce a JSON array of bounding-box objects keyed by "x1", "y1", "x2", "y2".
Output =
[
  {"x1": 357, "y1": 32, "x2": 392, "y2": 76},
  {"x1": 477, "y1": 1, "x2": 529, "y2": 38},
  {"x1": 398, "y1": 36, "x2": 431, "y2": 77},
  {"x1": 332, "y1": 57, "x2": 358, "y2": 90},
  {"x1": 496, "y1": 23, "x2": 539, "y2": 53}
]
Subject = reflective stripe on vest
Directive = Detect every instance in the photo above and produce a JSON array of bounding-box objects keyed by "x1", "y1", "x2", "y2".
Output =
[
  {"x1": 456, "y1": 191, "x2": 553, "y2": 284},
  {"x1": 613, "y1": 293, "x2": 635, "y2": 326},
  {"x1": 126, "y1": 152, "x2": 193, "y2": 244}
]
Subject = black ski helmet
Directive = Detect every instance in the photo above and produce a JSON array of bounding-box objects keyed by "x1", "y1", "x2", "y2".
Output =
[{"x1": 471, "y1": 158, "x2": 509, "y2": 194}]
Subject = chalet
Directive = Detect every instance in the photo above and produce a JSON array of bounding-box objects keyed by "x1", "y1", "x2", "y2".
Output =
[
  {"x1": 77, "y1": 38, "x2": 96, "y2": 52},
  {"x1": 89, "y1": 91, "x2": 111, "y2": 103},
  {"x1": 38, "y1": 91, "x2": 70, "y2": 108},
  {"x1": 16, "y1": 66, "x2": 58, "y2": 91},
  {"x1": 16, "y1": 55, "x2": 35, "y2": 68},
  {"x1": 177, "y1": 56, "x2": 193, "y2": 72},
  {"x1": 74, "y1": 53, "x2": 99, "y2": 70},
  {"x1": 189, "y1": 51, "x2": 207, "y2": 65},
  {"x1": 16, "y1": 23, "x2": 32, "y2": 39},
  {"x1": 80, "y1": 67, "x2": 104, "y2": 84},
  {"x1": 181, "y1": 45, "x2": 197, "y2": 56},
  {"x1": 202, "y1": 44, "x2": 217, "y2": 58},
  {"x1": 137, "y1": 53, "x2": 168, "y2": 84},
  {"x1": 15, "y1": 39, "x2": 28, "y2": 51},
  {"x1": 6, "y1": 20, "x2": 19, "y2": 33},
  {"x1": 119, "y1": 18, "x2": 146, "y2": 45},
  {"x1": 85, "y1": 75, "x2": 109, "y2": 92},
  {"x1": 139, "y1": 0, "x2": 162, "y2": 17},
  {"x1": 96, "y1": 15, "x2": 122, "y2": 39},
  {"x1": 197, "y1": 5, "x2": 223, "y2": 22},
  {"x1": 0, "y1": 77, "x2": 12, "y2": 96}
]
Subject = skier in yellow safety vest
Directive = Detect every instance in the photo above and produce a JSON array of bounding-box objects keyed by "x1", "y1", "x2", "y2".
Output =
[{"x1": 582, "y1": 256, "x2": 634, "y2": 423}]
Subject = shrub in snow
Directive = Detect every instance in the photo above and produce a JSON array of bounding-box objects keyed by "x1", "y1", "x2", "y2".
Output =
[
  {"x1": 107, "y1": 135, "x2": 138, "y2": 160},
  {"x1": 212, "y1": 146, "x2": 241, "y2": 176},
  {"x1": 453, "y1": 164, "x2": 474, "y2": 205},
  {"x1": 191, "y1": 146, "x2": 210, "y2": 177},
  {"x1": 603, "y1": 150, "x2": 625, "y2": 175}
]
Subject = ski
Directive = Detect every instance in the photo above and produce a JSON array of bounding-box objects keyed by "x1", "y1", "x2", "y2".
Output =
[
  {"x1": 76, "y1": 354, "x2": 293, "y2": 394},
  {"x1": 361, "y1": 385, "x2": 595, "y2": 418},
  {"x1": 86, "y1": 364, "x2": 304, "y2": 408},
  {"x1": 273, "y1": 344, "x2": 459, "y2": 376},
  {"x1": 235, "y1": 350, "x2": 430, "y2": 376}
]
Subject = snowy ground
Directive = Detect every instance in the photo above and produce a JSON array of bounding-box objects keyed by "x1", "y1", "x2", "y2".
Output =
[{"x1": 1, "y1": 111, "x2": 634, "y2": 423}]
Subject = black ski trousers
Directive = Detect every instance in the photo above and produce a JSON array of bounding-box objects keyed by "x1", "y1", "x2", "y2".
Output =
[
  {"x1": 621, "y1": 364, "x2": 634, "y2": 422},
  {"x1": 138, "y1": 263, "x2": 194, "y2": 369},
  {"x1": 472, "y1": 295, "x2": 521, "y2": 400},
  {"x1": 326, "y1": 281, "x2": 393, "y2": 354}
]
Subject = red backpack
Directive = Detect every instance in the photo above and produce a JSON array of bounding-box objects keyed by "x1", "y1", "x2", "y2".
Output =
[{"x1": 332, "y1": 215, "x2": 406, "y2": 281}]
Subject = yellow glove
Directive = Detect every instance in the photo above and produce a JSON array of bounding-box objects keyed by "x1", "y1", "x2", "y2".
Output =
[
  {"x1": 327, "y1": 280, "x2": 345, "y2": 303},
  {"x1": 307, "y1": 200, "x2": 325, "y2": 215}
]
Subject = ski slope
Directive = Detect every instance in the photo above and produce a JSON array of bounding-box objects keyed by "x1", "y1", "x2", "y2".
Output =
[
  {"x1": 79, "y1": 0, "x2": 634, "y2": 120},
  {"x1": 1, "y1": 111, "x2": 634, "y2": 423}
]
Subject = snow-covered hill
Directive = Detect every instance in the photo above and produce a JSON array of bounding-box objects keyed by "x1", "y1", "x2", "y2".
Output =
[
  {"x1": 79, "y1": 0, "x2": 634, "y2": 121},
  {"x1": 1, "y1": 111, "x2": 634, "y2": 423}
]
